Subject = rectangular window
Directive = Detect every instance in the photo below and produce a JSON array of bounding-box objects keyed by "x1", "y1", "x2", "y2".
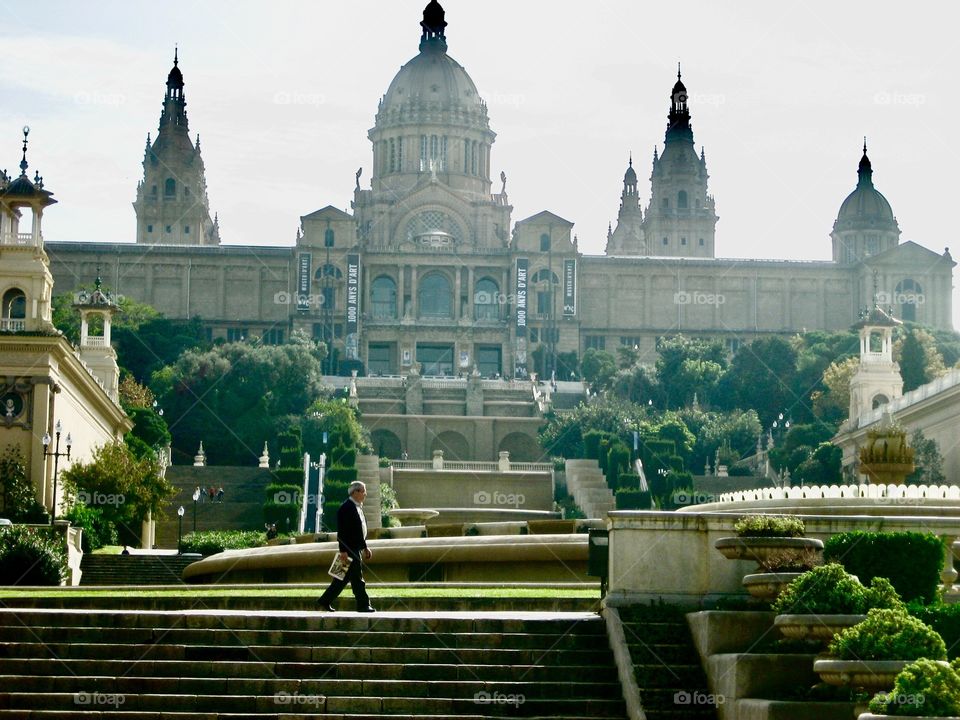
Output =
[
  {"x1": 585, "y1": 336, "x2": 606, "y2": 351},
  {"x1": 681, "y1": 237, "x2": 687, "y2": 245},
  {"x1": 416, "y1": 343, "x2": 454, "y2": 376},
  {"x1": 420, "y1": 135, "x2": 428, "y2": 171},
  {"x1": 227, "y1": 328, "x2": 247, "y2": 343},
  {"x1": 476, "y1": 344, "x2": 502, "y2": 377},
  {"x1": 430, "y1": 135, "x2": 438, "y2": 170},
  {"x1": 147, "y1": 224, "x2": 153, "y2": 233},
  {"x1": 529, "y1": 327, "x2": 540, "y2": 343},
  {"x1": 397, "y1": 136, "x2": 402, "y2": 171},
  {"x1": 699, "y1": 238, "x2": 705, "y2": 246},
  {"x1": 441, "y1": 136, "x2": 447, "y2": 171},
  {"x1": 389, "y1": 138, "x2": 395, "y2": 173},
  {"x1": 368, "y1": 342, "x2": 395, "y2": 375},
  {"x1": 662, "y1": 237, "x2": 668, "y2": 246},
  {"x1": 184, "y1": 225, "x2": 190, "y2": 234},
  {"x1": 620, "y1": 336, "x2": 642, "y2": 347},
  {"x1": 165, "y1": 225, "x2": 172, "y2": 233},
  {"x1": 262, "y1": 329, "x2": 284, "y2": 345}
]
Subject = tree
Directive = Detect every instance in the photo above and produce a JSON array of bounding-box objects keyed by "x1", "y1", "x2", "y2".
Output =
[
  {"x1": 896, "y1": 328, "x2": 947, "y2": 392},
  {"x1": 115, "y1": 315, "x2": 208, "y2": 385},
  {"x1": 793, "y1": 442, "x2": 842, "y2": 486},
  {"x1": 151, "y1": 340, "x2": 328, "y2": 465},
  {"x1": 581, "y1": 348, "x2": 618, "y2": 391},
  {"x1": 720, "y1": 336, "x2": 798, "y2": 425},
  {"x1": 61, "y1": 442, "x2": 170, "y2": 544},
  {"x1": 0, "y1": 445, "x2": 46, "y2": 522},
  {"x1": 811, "y1": 356, "x2": 859, "y2": 423},
  {"x1": 790, "y1": 330, "x2": 859, "y2": 424},
  {"x1": 906, "y1": 429, "x2": 945, "y2": 485},
  {"x1": 539, "y1": 396, "x2": 650, "y2": 459},
  {"x1": 678, "y1": 408, "x2": 763, "y2": 474},
  {"x1": 119, "y1": 375, "x2": 155, "y2": 409},
  {"x1": 611, "y1": 364, "x2": 664, "y2": 407},
  {"x1": 124, "y1": 407, "x2": 172, "y2": 460},
  {"x1": 654, "y1": 335, "x2": 727, "y2": 408}
]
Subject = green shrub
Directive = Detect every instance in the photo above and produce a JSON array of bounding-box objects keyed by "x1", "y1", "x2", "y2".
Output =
[
  {"x1": 180, "y1": 530, "x2": 265, "y2": 555},
  {"x1": 772, "y1": 563, "x2": 905, "y2": 615},
  {"x1": 616, "y1": 489, "x2": 652, "y2": 510},
  {"x1": 734, "y1": 514, "x2": 805, "y2": 538},
  {"x1": 869, "y1": 658, "x2": 960, "y2": 716},
  {"x1": 262, "y1": 501, "x2": 299, "y2": 532},
  {"x1": 326, "y1": 467, "x2": 358, "y2": 484},
  {"x1": 552, "y1": 457, "x2": 566, "y2": 471},
  {"x1": 824, "y1": 531, "x2": 944, "y2": 605},
  {"x1": 606, "y1": 443, "x2": 631, "y2": 489},
  {"x1": 907, "y1": 602, "x2": 960, "y2": 660},
  {"x1": 0, "y1": 526, "x2": 67, "y2": 585},
  {"x1": 583, "y1": 431, "x2": 609, "y2": 460},
  {"x1": 264, "y1": 483, "x2": 301, "y2": 504},
  {"x1": 829, "y1": 608, "x2": 946, "y2": 661},
  {"x1": 64, "y1": 503, "x2": 118, "y2": 553},
  {"x1": 617, "y1": 473, "x2": 641, "y2": 490},
  {"x1": 378, "y1": 457, "x2": 392, "y2": 468}
]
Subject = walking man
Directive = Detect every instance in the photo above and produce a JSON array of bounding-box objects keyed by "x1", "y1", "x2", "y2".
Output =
[{"x1": 317, "y1": 481, "x2": 375, "y2": 612}]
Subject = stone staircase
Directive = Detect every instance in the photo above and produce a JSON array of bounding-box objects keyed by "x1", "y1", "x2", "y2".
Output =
[
  {"x1": 0, "y1": 607, "x2": 626, "y2": 719},
  {"x1": 618, "y1": 604, "x2": 717, "y2": 720},
  {"x1": 564, "y1": 459, "x2": 615, "y2": 519},
  {"x1": 79, "y1": 554, "x2": 197, "y2": 586}
]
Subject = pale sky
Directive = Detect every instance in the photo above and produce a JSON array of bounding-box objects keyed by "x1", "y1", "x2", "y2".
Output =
[{"x1": 2, "y1": 1, "x2": 957, "y2": 328}]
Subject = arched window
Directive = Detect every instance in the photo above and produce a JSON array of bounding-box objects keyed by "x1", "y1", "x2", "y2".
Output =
[
  {"x1": 475, "y1": 278, "x2": 499, "y2": 321},
  {"x1": 872, "y1": 394, "x2": 889, "y2": 409},
  {"x1": 371, "y1": 276, "x2": 397, "y2": 319},
  {"x1": 2, "y1": 288, "x2": 26, "y2": 320},
  {"x1": 418, "y1": 272, "x2": 452, "y2": 318},
  {"x1": 164, "y1": 178, "x2": 176, "y2": 197},
  {"x1": 895, "y1": 279, "x2": 923, "y2": 323},
  {"x1": 540, "y1": 233, "x2": 551, "y2": 252},
  {"x1": 324, "y1": 228, "x2": 335, "y2": 248},
  {"x1": 678, "y1": 190, "x2": 688, "y2": 209}
]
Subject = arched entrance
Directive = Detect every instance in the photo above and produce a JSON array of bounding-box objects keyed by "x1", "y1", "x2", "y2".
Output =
[
  {"x1": 371, "y1": 429, "x2": 403, "y2": 460},
  {"x1": 430, "y1": 430, "x2": 470, "y2": 461}
]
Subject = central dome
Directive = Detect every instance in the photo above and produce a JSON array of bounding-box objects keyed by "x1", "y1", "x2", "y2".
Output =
[
  {"x1": 381, "y1": 49, "x2": 482, "y2": 115},
  {"x1": 834, "y1": 147, "x2": 898, "y2": 233}
]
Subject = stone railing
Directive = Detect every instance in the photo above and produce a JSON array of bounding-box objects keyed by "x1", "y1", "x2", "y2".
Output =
[
  {"x1": 714, "y1": 483, "x2": 960, "y2": 504},
  {"x1": 82, "y1": 336, "x2": 107, "y2": 347},
  {"x1": 857, "y1": 368, "x2": 960, "y2": 428},
  {"x1": 0, "y1": 319, "x2": 26, "y2": 332},
  {"x1": 392, "y1": 459, "x2": 552, "y2": 472},
  {"x1": 0, "y1": 232, "x2": 38, "y2": 246}
]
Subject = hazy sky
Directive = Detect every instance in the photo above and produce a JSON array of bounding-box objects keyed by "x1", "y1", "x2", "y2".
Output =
[{"x1": 3, "y1": 1, "x2": 957, "y2": 327}]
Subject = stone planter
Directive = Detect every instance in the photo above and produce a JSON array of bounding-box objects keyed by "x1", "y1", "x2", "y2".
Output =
[
  {"x1": 859, "y1": 715, "x2": 960, "y2": 720},
  {"x1": 774, "y1": 614, "x2": 866, "y2": 644},
  {"x1": 714, "y1": 536, "x2": 824, "y2": 569},
  {"x1": 742, "y1": 572, "x2": 804, "y2": 601},
  {"x1": 814, "y1": 659, "x2": 910, "y2": 694}
]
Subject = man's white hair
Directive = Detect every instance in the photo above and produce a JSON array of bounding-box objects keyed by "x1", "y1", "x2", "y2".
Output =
[{"x1": 348, "y1": 481, "x2": 366, "y2": 495}]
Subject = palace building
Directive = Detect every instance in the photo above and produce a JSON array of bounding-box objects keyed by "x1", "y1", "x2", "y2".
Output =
[{"x1": 44, "y1": 1, "x2": 954, "y2": 384}]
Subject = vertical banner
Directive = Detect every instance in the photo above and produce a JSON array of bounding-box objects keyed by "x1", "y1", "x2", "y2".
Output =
[
  {"x1": 297, "y1": 253, "x2": 312, "y2": 312},
  {"x1": 563, "y1": 258, "x2": 576, "y2": 316},
  {"x1": 345, "y1": 254, "x2": 360, "y2": 360},
  {"x1": 514, "y1": 258, "x2": 528, "y2": 378}
]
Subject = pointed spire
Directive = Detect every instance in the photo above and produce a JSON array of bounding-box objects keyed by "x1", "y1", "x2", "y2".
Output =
[
  {"x1": 653, "y1": 146, "x2": 659, "y2": 163},
  {"x1": 677, "y1": 61, "x2": 682, "y2": 81},
  {"x1": 19, "y1": 126, "x2": 29, "y2": 176},
  {"x1": 174, "y1": 45, "x2": 178, "y2": 67},
  {"x1": 857, "y1": 137, "x2": 873, "y2": 187},
  {"x1": 195, "y1": 134, "x2": 201, "y2": 152}
]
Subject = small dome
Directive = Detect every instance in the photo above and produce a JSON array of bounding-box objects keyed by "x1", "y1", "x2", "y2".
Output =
[
  {"x1": 624, "y1": 157, "x2": 637, "y2": 184},
  {"x1": 834, "y1": 148, "x2": 897, "y2": 232},
  {"x1": 167, "y1": 50, "x2": 184, "y2": 89}
]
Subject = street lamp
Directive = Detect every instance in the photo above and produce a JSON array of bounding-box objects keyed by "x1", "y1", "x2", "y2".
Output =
[
  {"x1": 177, "y1": 506, "x2": 185, "y2": 554},
  {"x1": 42, "y1": 420, "x2": 72, "y2": 525},
  {"x1": 192, "y1": 487, "x2": 200, "y2": 532}
]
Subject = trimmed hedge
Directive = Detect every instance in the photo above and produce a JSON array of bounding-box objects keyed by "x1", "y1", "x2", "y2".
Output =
[
  {"x1": 264, "y1": 483, "x2": 301, "y2": 504},
  {"x1": 617, "y1": 473, "x2": 641, "y2": 490},
  {"x1": 326, "y1": 467, "x2": 358, "y2": 484},
  {"x1": 262, "y1": 502, "x2": 299, "y2": 532},
  {"x1": 908, "y1": 602, "x2": 960, "y2": 659},
  {"x1": 180, "y1": 530, "x2": 265, "y2": 556},
  {"x1": 0, "y1": 526, "x2": 68, "y2": 585},
  {"x1": 828, "y1": 607, "x2": 946, "y2": 661},
  {"x1": 824, "y1": 531, "x2": 944, "y2": 604},
  {"x1": 616, "y1": 489, "x2": 652, "y2": 510}
]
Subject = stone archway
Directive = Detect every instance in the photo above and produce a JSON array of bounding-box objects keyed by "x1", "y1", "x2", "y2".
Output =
[
  {"x1": 371, "y1": 429, "x2": 403, "y2": 460},
  {"x1": 497, "y1": 432, "x2": 544, "y2": 462},
  {"x1": 430, "y1": 430, "x2": 470, "y2": 461}
]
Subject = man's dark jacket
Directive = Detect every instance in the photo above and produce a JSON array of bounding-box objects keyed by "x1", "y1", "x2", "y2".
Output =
[{"x1": 336, "y1": 498, "x2": 367, "y2": 556}]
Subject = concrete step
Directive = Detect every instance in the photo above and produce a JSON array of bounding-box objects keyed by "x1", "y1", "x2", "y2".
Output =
[{"x1": 79, "y1": 554, "x2": 196, "y2": 586}]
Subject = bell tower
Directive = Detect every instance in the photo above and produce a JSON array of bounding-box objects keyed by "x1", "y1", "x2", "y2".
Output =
[
  {"x1": 847, "y1": 302, "x2": 903, "y2": 425},
  {"x1": 605, "y1": 155, "x2": 644, "y2": 254}
]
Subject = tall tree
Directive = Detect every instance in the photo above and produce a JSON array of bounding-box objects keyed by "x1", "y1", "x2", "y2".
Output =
[
  {"x1": 719, "y1": 336, "x2": 798, "y2": 425},
  {"x1": 896, "y1": 328, "x2": 946, "y2": 392},
  {"x1": 654, "y1": 335, "x2": 727, "y2": 408}
]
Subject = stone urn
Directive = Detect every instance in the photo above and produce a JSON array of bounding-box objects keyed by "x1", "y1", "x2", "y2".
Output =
[
  {"x1": 774, "y1": 614, "x2": 867, "y2": 644},
  {"x1": 814, "y1": 659, "x2": 911, "y2": 694},
  {"x1": 858, "y1": 413, "x2": 916, "y2": 486},
  {"x1": 714, "y1": 536, "x2": 824, "y2": 569},
  {"x1": 742, "y1": 572, "x2": 804, "y2": 601}
]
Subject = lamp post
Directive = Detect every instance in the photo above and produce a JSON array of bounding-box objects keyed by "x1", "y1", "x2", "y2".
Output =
[
  {"x1": 42, "y1": 420, "x2": 71, "y2": 525},
  {"x1": 177, "y1": 506, "x2": 185, "y2": 554},
  {"x1": 191, "y1": 488, "x2": 200, "y2": 532}
]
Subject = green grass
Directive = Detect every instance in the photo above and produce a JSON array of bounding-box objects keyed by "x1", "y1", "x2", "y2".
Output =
[
  {"x1": 0, "y1": 586, "x2": 597, "y2": 599},
  {"x1": 91, "y1": 545, "x2": 123, "y2": 555}
]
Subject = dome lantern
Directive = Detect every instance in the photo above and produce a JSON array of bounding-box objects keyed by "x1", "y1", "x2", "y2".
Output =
[{"x1": 420, "y1": 1, "x2": 448, "y2": 52}]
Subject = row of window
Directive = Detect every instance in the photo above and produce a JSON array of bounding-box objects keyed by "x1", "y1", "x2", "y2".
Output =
[
  {"x1": 146, "y1": 224, "x2": 190, "y2": 235},
  {"x1": 367, "y1": 342, "x2": 503, "y2": 377},
  {"x1": 660, "y1": 190, "x2": 702, "y2": 210},
  {"x1": 149, "y1": 178, "x2": 191, "y2": 199},
  {"x1": 376, "y1": 135, "x2": 486, "y2": 176},
  {"x1": 661, "y1": 236, "x2": 706, "y2": 247}
]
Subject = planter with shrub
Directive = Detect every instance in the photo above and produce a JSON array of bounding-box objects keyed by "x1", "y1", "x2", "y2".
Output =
[
  {"x1": 815, "y1": 608, "x2": 947, "y2": 694},
  {"x1": 861, "y1": 657, "x2": 960, "y2": 719},
  {"x1": 773, "y1": 563, "x2": 905, "y2": 643}
]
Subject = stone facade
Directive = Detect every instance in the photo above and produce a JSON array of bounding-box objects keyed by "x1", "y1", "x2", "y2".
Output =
[{"x1": 43, "y1": 3, "x2": 954, "y2": 381}]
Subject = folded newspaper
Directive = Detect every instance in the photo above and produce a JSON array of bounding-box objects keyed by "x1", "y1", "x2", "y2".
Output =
[{"x1": 328, "y1": 553, "x2": 353, "y2": 580}]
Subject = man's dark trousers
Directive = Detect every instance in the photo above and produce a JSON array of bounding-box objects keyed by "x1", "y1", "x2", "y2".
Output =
[{"x1": 318, "y1": 549, "x2": 370, "y2": 610}]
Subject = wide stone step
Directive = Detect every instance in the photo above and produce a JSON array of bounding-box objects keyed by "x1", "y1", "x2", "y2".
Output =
[
  {"x1": 0, "y1": 641, "x2": 613, "y2": 666},
  {"x1": 0, "y1": 692, "x2": 625, "y2": 716},
  {"x1": 0, "y1": 658, "x2": 615, "y2": 682},
  {"x1": 0, "y1": 713, "x2": 607, "y2": 720},
  {"x1": 0, "y1": 626, "x2": 603, "y2": 650}
]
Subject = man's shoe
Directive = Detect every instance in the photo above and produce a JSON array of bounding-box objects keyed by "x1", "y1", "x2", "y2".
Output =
[
  {"x1": 357, "y1": 606, "x2": 376, "y2": 613},
  {"x1": 316, "y1": 600, "x2": 335, "y2": 612}
]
